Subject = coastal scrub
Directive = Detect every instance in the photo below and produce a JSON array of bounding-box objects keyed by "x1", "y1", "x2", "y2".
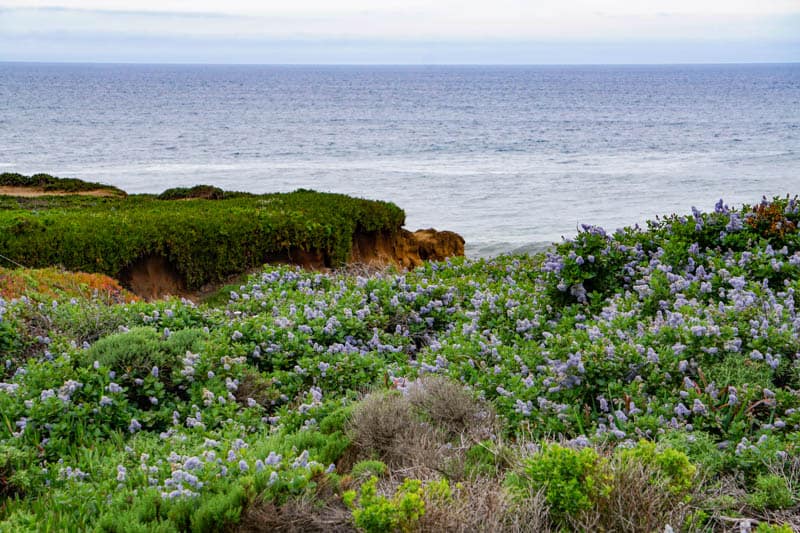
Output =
[{"x1": 1, "y1": 196, "x2": 799, "y2": 531}]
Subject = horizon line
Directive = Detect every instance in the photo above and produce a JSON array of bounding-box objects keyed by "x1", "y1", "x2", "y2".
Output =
[{"x1": 2, "y1": 59, "x2": 799, "y2": 67}]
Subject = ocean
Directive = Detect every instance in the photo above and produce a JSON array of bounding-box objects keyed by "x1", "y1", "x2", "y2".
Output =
[{"x1": 1, "y1": 62, "x2": 798, "y2": 256}]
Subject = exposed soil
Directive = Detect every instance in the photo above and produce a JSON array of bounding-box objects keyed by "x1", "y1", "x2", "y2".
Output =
[
  {"x1": 350, "y1": 229, "x2": 465, "y2": 270},
  {"x1": 119, "y1": 255, "x2": 186, "y2": 300},
  {"x1": 118, "y1": 228, "x2": 465, "y2": 301},
  {"x1": 0, "y1": 186, "x2": 120, "y2": 197}
]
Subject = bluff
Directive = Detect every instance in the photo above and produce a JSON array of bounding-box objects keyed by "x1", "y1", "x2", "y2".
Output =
[{"x1": 0, "y1": 175, "x2": 464, "y2": 299}]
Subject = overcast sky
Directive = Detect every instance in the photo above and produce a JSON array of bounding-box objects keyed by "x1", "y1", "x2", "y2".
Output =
[{"x1": 1, "y1": 0, "x2": 798, "y2": 63}]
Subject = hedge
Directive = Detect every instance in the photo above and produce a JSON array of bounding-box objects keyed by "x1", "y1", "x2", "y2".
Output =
[{"x1": 0, "y1": 178, "x2": 405, "y2": 289}]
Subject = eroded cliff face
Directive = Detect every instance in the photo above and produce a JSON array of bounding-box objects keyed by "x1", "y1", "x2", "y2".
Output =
[
  {"x1": 122, "y1": 228, "x2": 465, "y2": 299},
  {"x1": 350, "y1": 229, "x2": 465, "y2": 269}
]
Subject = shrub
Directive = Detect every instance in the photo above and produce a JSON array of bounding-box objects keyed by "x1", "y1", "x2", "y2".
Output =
[
  {"x1": 84, "y1": 326, "x2": 206, "y2": 416},
  {"x1": 0, "y1": 445, "x2": 36, "y2": 499},
  {"x1": 747, "y1": 474, "x2": 795, "y2": 511},
  {"x1": 0, "y1": 172, "x2": 125, "y2": 195},
  {"x1": 347, "y1": 391, "x2": 415, "y2": 461},
  {"x1": 87, "y1": 327, "x2": 181, "y2": 374},
  {"x1": 0, "y1": 178, "x2": 405, "y2": 289},
  {"x1": 746, "y1": 197, "x2": 798, "y2": 241},
  {"x1": 344, "y1": 477, "x2": 425, "y2": 533},
  {"x1": 0, "y1": 319, "x2": 21, "y2": 359},
  {"x1": 507, "y1": 443, "x2": 612, "y2": 518},
  {"x1": 756, "y1": 523, "x2": 794, "y2": 533},
  {"x1": 405, "y1": 376, "x2": 495, "y2": 441},
  {"x1": 157, "y1": 185, "x2": 228, "y2": 200},
  {"x1": 351, "y1": 460, "x2": 388, "y2": 480},
  {"x1": 618, "y1": 440, "x2": 697, "y2": 495}
]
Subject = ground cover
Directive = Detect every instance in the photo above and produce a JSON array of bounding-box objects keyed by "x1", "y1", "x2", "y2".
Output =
[
  {"x1": 0, "y1": 173, "x2": 126, "y2": 196},
  {"x1": 0, "y1": 176, "x2": 405, "y2": 290},
  {"x1": 1, "y1": 196, "x2": 799, "y2": 531}
]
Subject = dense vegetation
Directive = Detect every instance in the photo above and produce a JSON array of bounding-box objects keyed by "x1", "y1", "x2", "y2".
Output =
[
  {"x1": 1, "y1": 196, "x2": 800, "y2": 531},
  {"x1": 0, "y1": 173, "x2": 125, "y2": 196},
  {"x1": 0, "y1": 179, "x2": 405, "y2": 289}
]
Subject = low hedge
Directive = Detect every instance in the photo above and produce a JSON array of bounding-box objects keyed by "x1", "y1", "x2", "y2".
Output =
[
  {"x1": 0, "y1": 173, "x2": 125, "y2": 195},
  {"x1": 0, "y1": 179, "x2": 405, "y2": 289}
]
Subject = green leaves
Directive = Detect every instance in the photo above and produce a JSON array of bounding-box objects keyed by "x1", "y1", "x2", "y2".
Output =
[{"x1": 0, "y1": 185, "x2": 404, "y2": 290}]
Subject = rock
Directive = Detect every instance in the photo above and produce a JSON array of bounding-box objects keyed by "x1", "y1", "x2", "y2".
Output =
[
  {"x1": 410, "y1": 228, "x2": 465, "y2": 262},
  {"x1": 349, "y1": 228, "x2": 465, "y2": 269}
]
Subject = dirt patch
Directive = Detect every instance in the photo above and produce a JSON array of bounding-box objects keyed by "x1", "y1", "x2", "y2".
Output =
[
  {"x1": 119, "y1": 255, "x2": 186, "y2": 300},
  {"x1": 0, "y1": 186, "x2": 120, "y2": 198}
]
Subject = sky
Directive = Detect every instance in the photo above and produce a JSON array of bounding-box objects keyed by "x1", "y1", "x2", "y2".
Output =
[{"x1": 1, "y1": 1, "x2": 798, "y2": 64}]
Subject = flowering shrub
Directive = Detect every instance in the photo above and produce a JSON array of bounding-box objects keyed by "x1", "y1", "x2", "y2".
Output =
[{"x1": 1, "y1": 197, "x2": 799, "y2": 530}]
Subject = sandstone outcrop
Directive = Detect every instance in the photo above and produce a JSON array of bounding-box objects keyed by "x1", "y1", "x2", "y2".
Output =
[{"x1": 350, "y1": 228, "x2": 465, "y2": 269}]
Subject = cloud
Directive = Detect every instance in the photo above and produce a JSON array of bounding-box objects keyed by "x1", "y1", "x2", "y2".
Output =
[
  {"x1": 0, "y1": 4, "x2": 797, "y2": 63},
  {"x1": 2, "y1": 4, "x2": 799, "y2": 40}
]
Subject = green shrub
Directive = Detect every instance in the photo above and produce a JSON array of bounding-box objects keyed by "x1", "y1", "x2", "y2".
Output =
[
  {"x1": 0, "y1": 319, "x2": 21, "y2": 359},
  {"x1": 507, "y1": 444, "x2": 612, "y2": 518},
  {"x1": 84, "y1": 326, "x2": 206, "y2": 419},
  {"x1": 747, "y1": 474, "x2": 795, "y2": 511},
  {"x1": 618, "y1": 440, "x2": 697, "y2": 495},
  {"x1": 344, "y1": 476, "x2": 425, "y2": 533},
  {"x1": 465, "y1": 440, "x2": 511, "y2": 478},
  {"x1": 190, "y1": 484, "x2": 250, "y2": 532},
  {"x1": 0, "y1": 445, "x2": 37, "y2": 499},
  {"x1": 351, "y1": 460, "x2": 388, "y2": 480},
  {"x1": 756, "y1": 523, "x2": 794, "y2": 533},
  {"x1": 87, "y1": 327, "x2": 179, "y2": 373},
  {"x1": 0, "y1": 177, "x2": 405, "y2": 289},
  {"x1": 0, "y1": 172, "x2": 125, "y2": 195},
  {"x1": 157, "y1": 185, "x2": 228, "y2": 200}
]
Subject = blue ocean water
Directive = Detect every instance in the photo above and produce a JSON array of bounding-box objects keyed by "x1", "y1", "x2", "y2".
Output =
[{"x1": 1, "y1": 63, "x2": 798, "y2": 256}]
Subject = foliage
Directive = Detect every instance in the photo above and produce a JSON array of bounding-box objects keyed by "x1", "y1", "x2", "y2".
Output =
[
  {"x1": 507, "y1": 443, "x2": 612, "y2": 517},
  {"x1": 0, "y1": 176, "x2": 405, "y2": 289},
  {"x1": 1, "y1": 196, "x2": 800, "y2": 530},
  {"x1": 618, "y1": 439, "x2": 697, "y2": 495},
  {"x1": 747, "y1": 474, "x2": 795, "y2": 511},
  {"x1": 0, "y1": 172, "x2": 125, "y2": 195},
  {"x1": 0, "y1": 267, "x2": 134, "y2": 303},
  {"x1": 344, "y1": 476, "x2": 426, "y2": 533},
  {"x1": 157, "y1": 185, "x2": 230, "y2": 201},
  {"x1": 351, "y1": 460, "x2": 388, "y2": 480}
]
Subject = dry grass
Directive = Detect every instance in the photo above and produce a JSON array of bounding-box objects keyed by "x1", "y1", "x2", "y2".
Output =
[
  {"x1": 347, "y1": 390, "x2": 416, "y2": 463},
  {"x1": 333, "y1": 262, "x2": 395, "y2": 279},
  {"x1": 233, "y1": 370, "x2": 282, "y2": 408},
  {"x1": 405, "y1": 376, "x2": 498, "y2": 441},
  {"x1": 236, "y1": 476, "x2": 354, "y2": 533},
  {"x1": 699, "y1": 468, "x2": 800, "y2": 532},
  {"x1": 418, "y1": 478, "x2": 551, "y2": 533},
  {"x1": 346, "y1": 377, "x2": 497, "y2": 478},
  {"x1": 344, "y1": 379, "x2": 756, "y2": 532}
]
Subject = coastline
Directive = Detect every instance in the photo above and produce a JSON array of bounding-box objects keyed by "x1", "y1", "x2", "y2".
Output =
[{"x1": 0, "y1": 173, "x2": 465, "y2": 299}]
